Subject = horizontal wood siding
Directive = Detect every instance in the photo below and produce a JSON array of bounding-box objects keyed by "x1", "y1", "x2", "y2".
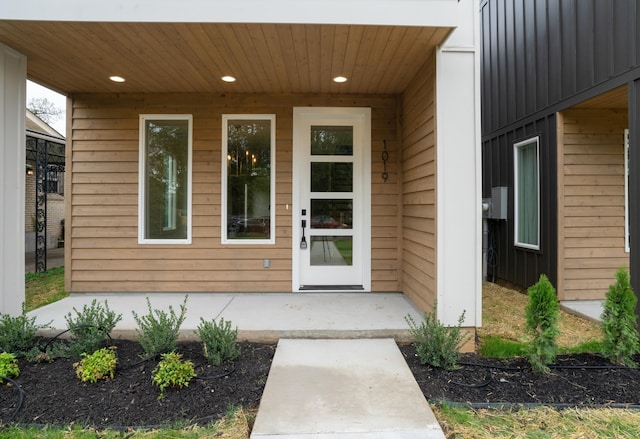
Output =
[
  {"x1": 558, "y1": 108, "x2": 629, "y2": 300},
  {"x1": 400, "y1": 54, "x2": 436, "y2": 312},
  {"x1": 68, "y1": 94, "x2": 400, "y2": 293}
]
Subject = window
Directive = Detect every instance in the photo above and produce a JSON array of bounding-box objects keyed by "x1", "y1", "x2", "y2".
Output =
[
  {"x1": 222, "y1": 115, "x2": 275, "y2": 244},
  {"x1": 514, "y1": 136, "x2": 540, "y2": 249},
  {"x1": 46, "y1": 165, "x2": 64, "y2": 195},
  {"x1": 625, "y1": 129, "x2": 630, "y2": 252},
  {"x1": 139, "y1": 115, "x2": 192, "y2": 244}
]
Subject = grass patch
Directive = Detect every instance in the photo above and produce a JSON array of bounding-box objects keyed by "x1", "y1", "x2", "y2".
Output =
[
  {"x1": 24, "y1": 266, "x2": 67, "y2": 311},
  {"x1": 434, "y1": 405, "x2": 640, "y2": 439},
  {"x1": 560, "y1": 339, "x2": 606, "y2": 355},
  {"x1": 479, "y1": 282, "x2": 602, "y2": 349},
  {"x1": 479, "y1": 335, "x2": 528, "y2": 358},
  {"x1": 0, "y1": 406, "x2": 254, "y2": 438}
]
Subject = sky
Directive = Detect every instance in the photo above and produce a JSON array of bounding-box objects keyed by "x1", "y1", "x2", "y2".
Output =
[{"x1": 26, "y1": 80, "x2": 67, "y2": 137}]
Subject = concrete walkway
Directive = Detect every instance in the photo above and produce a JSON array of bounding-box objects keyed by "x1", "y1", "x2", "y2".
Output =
[
  {"x1": 251, "y1": 339, "x2": 445, "y2": 438},
  {"x1": 561, "y1": 300, "x2": 603, "y2": 323},
  {"x1": 27, "y1": 292, "x2": 445, "y2": 437}
]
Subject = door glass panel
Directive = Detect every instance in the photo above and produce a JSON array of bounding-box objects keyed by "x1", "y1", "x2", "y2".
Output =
[
  {"x1": 311, "y1": 162, "x2": 353, "y2": 192},
  {"x1": 310, "y1": 199, "x2": 352, "y2": 229},
  {"x1": 310, "y1": 236, "x2": 353, "y2": 266},
  {"x1": 311, "y1": 126, "x2": 353, "y2": 155}
]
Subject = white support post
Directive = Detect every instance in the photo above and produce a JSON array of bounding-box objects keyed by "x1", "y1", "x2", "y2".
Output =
[
  {"x1": 0, "y1": 42, "x2": 27, "y2": 316},
  {"x1": 435, "y1": 1, "x2": 482, "y2": 327}
]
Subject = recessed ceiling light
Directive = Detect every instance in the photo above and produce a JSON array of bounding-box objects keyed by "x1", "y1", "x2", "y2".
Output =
[
  {"x1": 333, "y1": 76, "x2": 348, "y2": 83},
  {"x1": 221, "y1": 75, "x2": 237, "y2": 83},
  {"x1": 109, "y1": 76, "x2": 125, "y2": 83}
]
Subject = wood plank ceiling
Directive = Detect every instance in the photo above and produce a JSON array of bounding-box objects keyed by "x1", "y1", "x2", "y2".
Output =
[
  {"x1": 573, "y1": 85, "x2": 628, "y2": 109},
  {"x1": 0, "y1": 21, "x2": 450, "y2": 95}
]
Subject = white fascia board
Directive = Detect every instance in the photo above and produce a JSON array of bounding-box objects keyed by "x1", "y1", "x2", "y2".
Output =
[{"x1": 0, "y1": 0, "x2": 459, "y2": 27}]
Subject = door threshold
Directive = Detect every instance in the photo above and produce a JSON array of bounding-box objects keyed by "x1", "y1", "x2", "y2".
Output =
[{"x1": 299, "y1": 285, "x2": 365, "y2": 291}]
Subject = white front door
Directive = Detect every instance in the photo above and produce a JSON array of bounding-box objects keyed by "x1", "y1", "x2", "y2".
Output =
[{"x1": 292, "y1": 107, "x2": 371, "y2": 291}]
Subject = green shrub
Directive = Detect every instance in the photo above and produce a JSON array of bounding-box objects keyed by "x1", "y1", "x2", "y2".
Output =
[
  {"x1": 0, "y1": 352, "x2": 20, "y2": 380},
  {"x1": 73, "y1": 347, "x2": 117, "y2": 383},
  {"x1": 525, "y1": 274, "x2": 560, "y2": 373},
  {"x1": 405, "y1": 304, "x2": 469, "y2": 370},
  {"x1": 152, "y1": 351, "x2": 195, "y2": 399},
  {"x1": 0, "y1": 304, "x2": 50, "y2": 356},
  {"x1": 601, "y1": 268, "x2": 640, "y2": 367},
  {"x1": 132, "y1": 295, "x2": 188, "y2": 357},
  {"x1": 196, "y1": 318, "x2": 241, "y2": 366},
  {"x1": 65, "y1": 299, "x2": 122, "y2": 357}
]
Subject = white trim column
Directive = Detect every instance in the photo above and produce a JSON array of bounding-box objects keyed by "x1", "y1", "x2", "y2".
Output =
[
  {"x1": 435, "y1": 1, "x2": 481, "y2": 327},
  {"x1": 0, "y1": 43, "x2": 26, "y2": 315}
]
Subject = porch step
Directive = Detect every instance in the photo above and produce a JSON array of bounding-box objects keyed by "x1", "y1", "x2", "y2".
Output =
[{"x1": 250, "y1": 339, "x2": 445, "y2": 438}]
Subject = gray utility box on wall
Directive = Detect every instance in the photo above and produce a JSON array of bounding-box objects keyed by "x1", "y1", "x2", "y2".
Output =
[
  {"x1": 491, "y1": 186, "x2": 508, "y2": 220},
  {"x1": 483, "y1": 186, "x2": 508, "y2": 220}
]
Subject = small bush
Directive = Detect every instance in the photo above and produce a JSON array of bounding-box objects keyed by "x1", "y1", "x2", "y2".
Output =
[
  {"x1": 0, "y1": 305, "x2": 50, "y2": 357},
  {"x1": 152, "y1": 351, "x2": 195, "y2": 399},
  {"x1": 196, "y1": 318, "x2": 241, "y2": 366},
  {"x1": 73, "y1": 347, "x2": 117, "y2": 383},
  {"x1": 132, "y1": 295, "x2": 188, "y2": 357},
  {"x1": 601, "y1": 268, "x2": 640, "y2": 367},
  {"x1": 405, "y1": 304, "x2": 469, "y2": 370},
  {"x1": 0, "y1": 352, "x2": 20, "y2": 380},
  {"x1": 525, "y1": 274, "x2": 560, "y2": 373},
  {"x1": 65, "y1": 299, "x2": 122, "y2": 357}
]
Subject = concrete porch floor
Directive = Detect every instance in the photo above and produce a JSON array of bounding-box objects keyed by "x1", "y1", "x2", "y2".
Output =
[
  {"x1": 561, "y1": 300, "x2": 604, "y2": 323},
  {"x1": 27, "y1": 292, "x2": 425, "y2": 343}
]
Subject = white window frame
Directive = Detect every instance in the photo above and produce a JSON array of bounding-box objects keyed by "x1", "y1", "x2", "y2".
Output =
[
  {"x1": 138, "y1": 114, "x2": 193, "y2": 245},
  {"x1": 221, "y1": 114, "x2": 276, "y2": 245},
  {"x1": 513, "y1": 136, "x2": 540, "y2": 250},
  {"x1": 625, "y1": 129, "x2": 630, "y2": 253}
]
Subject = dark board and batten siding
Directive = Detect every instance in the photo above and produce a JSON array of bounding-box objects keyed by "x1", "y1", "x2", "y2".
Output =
[
  {"x1": 482, "y1": 116, "x2": 558, "y2": 289},
  {"x1": 481, "y1": 0, "x2": 640, "y2": 294},
  {"x1": 482, "y1": 0, "x2": 640, "y2": 137}
]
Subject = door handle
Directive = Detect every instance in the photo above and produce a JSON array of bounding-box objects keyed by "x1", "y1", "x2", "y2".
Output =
[{"x1": 300, "y1": 219, "x2": 307, "y2": 249}]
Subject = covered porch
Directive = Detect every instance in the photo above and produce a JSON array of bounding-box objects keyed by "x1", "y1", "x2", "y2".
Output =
[
  {"x1": 1, "y1": 0, "x2": 481, "y2": 335},
  {"x1": 557, "y1": 86, "x2": 629, "y2": 303}
]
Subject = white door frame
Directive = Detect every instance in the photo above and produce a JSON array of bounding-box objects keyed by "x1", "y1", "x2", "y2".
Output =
[{"x1": 292, "y1": 107, "x2": 371, "y2": 292}]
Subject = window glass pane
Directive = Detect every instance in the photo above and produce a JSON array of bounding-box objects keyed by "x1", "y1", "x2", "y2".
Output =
[
  {"x1": 311, "y1": 126, "x2": 353, "y2": 155},
  {"x1": 144, "y1": 119, "x2": 189, "y2": 240},
  {"x1": 515, "y1": 139, "x2": 539, "y2": 248},
  {"x1": 310, "y1": 236, "x2": 353, "y2": 266},
  {"x1": 310, "y1": 199, "x2": 352, "y2": 229},
  {"x1": 311, "y1": 162, "x2": 353, "y2": 192},
  {"x1": 226, "y1": 119, "x2": 272, "y2": 240}
]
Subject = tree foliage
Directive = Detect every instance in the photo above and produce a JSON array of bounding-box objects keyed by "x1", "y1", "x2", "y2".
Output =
[
  {"x1": 601, "y1": 268, "x2": 640, "y2": 367},
  {"x1": 525, "y1": 274, "x2": 560, "y2": 373},
  {"x1": 27, "y1": 97, "x2": 63, "y2": 125}
]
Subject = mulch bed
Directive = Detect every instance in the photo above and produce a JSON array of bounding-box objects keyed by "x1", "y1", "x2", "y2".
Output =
[
  {"x1": 1, "y1": 340, "x2": 275, "y2": 428},
  {"x1": 400, "y1": 345, "x2": 640, "y2": 407},
  {"x1": 3, "y1": 340, "x2": 640, "y2": 429}
]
